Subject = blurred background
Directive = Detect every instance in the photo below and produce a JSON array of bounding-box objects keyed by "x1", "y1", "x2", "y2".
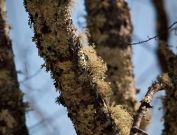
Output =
[{"x1": 5, "y1": 0, "x2": 177, "y2": 135}]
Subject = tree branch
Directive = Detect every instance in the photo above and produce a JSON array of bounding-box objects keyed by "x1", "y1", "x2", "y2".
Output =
[
  {"x1": 130, "y1": 21, "x2": 177, "y2": 46},
  {"x1": 24, "y1": 0, "x2": 133, "y2": 134},
  {"x1": 130, "y1": 73, "x2": 172, "y2": 135},
  {"x1": 152, "y1": 0, "x2": 177, "y2": 134},
  {"x1": 0, "y1": 0, "x2": 28, "y2": 134}
]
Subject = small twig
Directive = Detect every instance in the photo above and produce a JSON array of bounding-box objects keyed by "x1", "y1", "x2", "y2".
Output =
[
  {"x1": 131, "y1": 127, "x2": 148, "y2": 135},
  {"x1": 130, "y1": 21, "x2": 177, "y2": 46},
  {"x1": 130, "y1": 74, "x2": 172, "y2": 135},
  {"x1": 19, "y1": 68, "x2": 42, "y2": 83}
]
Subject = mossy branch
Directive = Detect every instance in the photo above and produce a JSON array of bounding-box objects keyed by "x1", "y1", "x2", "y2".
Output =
[{"x1": 24, "y1": 0, "x2": 133, "y2": 134}]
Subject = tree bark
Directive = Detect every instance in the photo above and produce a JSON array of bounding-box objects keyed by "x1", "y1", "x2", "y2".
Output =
[
  {"x1": 24, "y1": 0, "x2": 133, "y2": 135},
  {"x1": 152, "y1": 0, "x2": 177, "y2": 134},
  {"x1": 159, "y1": 42, "x2": 177, "y2": 135},
  {"x1": 152, "y1": 0, "x2": 169, "y2": 72},
  {"x1": 85, "y1": 0, "x2": 137, "y2": 113},
  {"x1": 0, "y1": 0, "x2": 28, "y2": 135}
]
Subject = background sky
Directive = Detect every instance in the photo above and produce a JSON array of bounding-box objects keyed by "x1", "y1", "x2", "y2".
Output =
[{"x1": 5, "y1": 0, "x2": 177, "y2": 135}]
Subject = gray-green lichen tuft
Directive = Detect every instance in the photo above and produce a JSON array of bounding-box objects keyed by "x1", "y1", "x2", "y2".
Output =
[
  {"x1": 78, "y1": 45, "x2": 112, "y2": 101},
  {"x1": 109, "y1": 105, "x2": 133, "y2": 135}
]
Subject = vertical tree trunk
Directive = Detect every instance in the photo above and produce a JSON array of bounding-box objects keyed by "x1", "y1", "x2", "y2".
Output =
[
  {"x1": 85, "y1": 0, "x2": 136, "y2": 113},
  {"x1": 152, "y1": 0, "x2": 177, "y2": 134},
  {"x1": 24, "y1": 0, "x2": 133, "y2": 134},
  {"x1": 160, "y1": 43, "x2": 177, "y2": 135},
  {"x1": 0, "y1": 0, "x2": 28, "y2": 135},
  {"x1": 152, "y1": 0, "x2": 169, "y2": 72}
]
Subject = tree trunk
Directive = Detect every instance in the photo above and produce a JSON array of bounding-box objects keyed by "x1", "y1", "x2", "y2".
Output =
[
  {"x1": 24, "y1": 0, "x2": 133, "y2": 135},
  {"x1": 152, "y1": 0, "x2": 177, "y2": 134},
  {"x1": 0, "y1": 0, "x2": 28, "y2": 135}
]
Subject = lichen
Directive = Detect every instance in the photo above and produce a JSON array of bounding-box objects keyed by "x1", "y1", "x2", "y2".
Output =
[
  {"x1": 85, "y1": 0, "x2": 137, "y2": 114},
  {"x1": 109, "y1": 105, "x2": 133, "y2": 135},
  {"x1": 78, "y1": 46, "x2": 112, "y2": 100}
]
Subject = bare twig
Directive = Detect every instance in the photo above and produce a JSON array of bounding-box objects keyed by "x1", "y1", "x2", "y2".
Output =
[
  {"x1": 130, "y1": 73, "x2": 172, "y2": 135},
  {"x1": 130, "y1": 21, "x2": 177, "y2": 46},
  {"x1": 19, "y1": 68, "x2": 42, "y2": 83}
]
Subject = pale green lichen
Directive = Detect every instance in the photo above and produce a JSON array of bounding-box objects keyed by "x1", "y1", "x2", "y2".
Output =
[
  {"x1": 78, "y1": 45, "x2": 113, "y2": 101},
  {"x1": 109, "y1": 105, "x2": 133, "y2": 135}
]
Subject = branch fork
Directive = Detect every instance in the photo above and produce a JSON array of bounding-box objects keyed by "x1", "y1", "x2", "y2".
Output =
[{"x1": 130, "y1": 73, "x2": 172, "y2": 135}]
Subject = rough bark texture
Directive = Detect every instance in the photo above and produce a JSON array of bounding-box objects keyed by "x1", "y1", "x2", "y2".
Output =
[
  {"x1": 24, "y1": 0, "x2": 133, "y2": 135},
  {"x1": 85, "y1": 0, "x2": 136, "y2": 113},
  {"x1": 0, "y1": 0, "x2": 28, "y2": 135},
  {"x1": 153, "y1": 0, "x2": 177, "y2": 134},
  {"x1": 159, "y1": 42, "x2": 177, "y2": 135}
]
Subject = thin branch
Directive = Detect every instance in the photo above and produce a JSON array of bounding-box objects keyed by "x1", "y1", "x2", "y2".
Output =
[
  {"x1": 19, "y1": 68, "x2": 42, "y2": 83},
  {"x1": 130, "y1": 73, "x2": 172, "y2": 135},
  {"x1": 130, "y1": 21, "x2": 177, "y2": 46}
]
